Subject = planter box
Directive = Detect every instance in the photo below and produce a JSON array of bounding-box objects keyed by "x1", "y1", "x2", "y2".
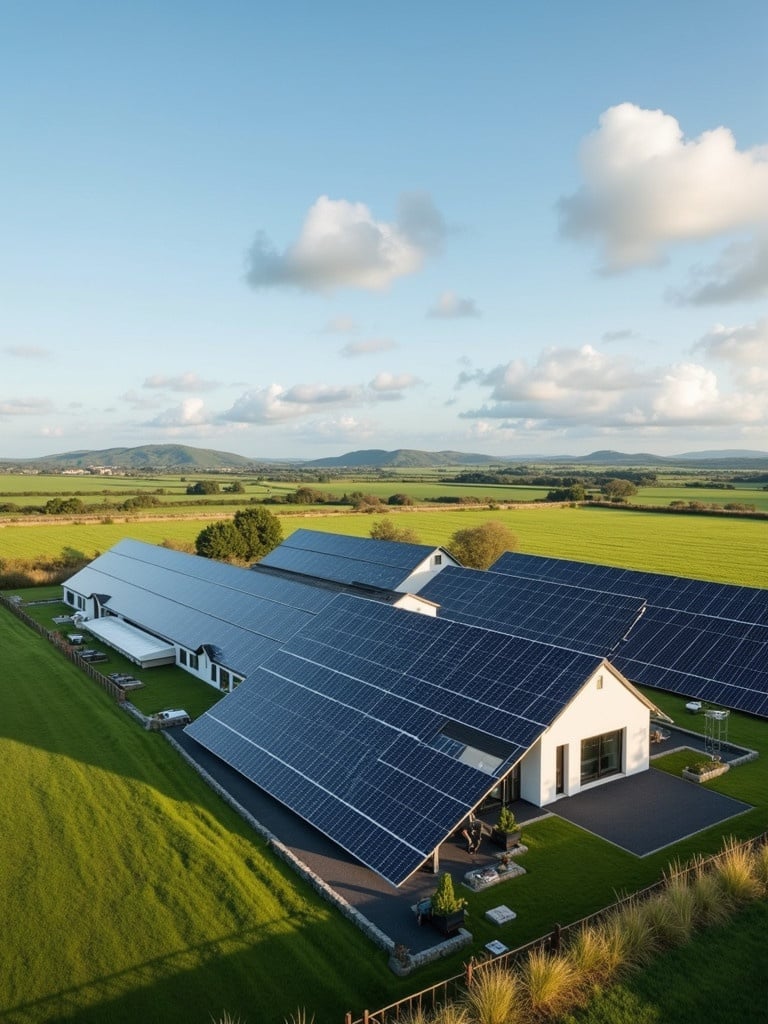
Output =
[
  {"x1": 683, "y1": 763, "x2": 729, "y2": 784},
  {"x1": 491, "y1": 827, "x2": 522, "y2": 850},
  {"x1": 430, "y1": 909, "x2": 466, "y2": 937}
]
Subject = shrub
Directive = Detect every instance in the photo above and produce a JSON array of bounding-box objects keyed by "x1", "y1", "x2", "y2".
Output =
[
  {"x1": 431, "y1": 872, "x2": 466, "y2": 915},
  {"x1": 465, "y1": 962, "x2": 521, "y2": 1024},
  {"x1": 565, "y1": 924, "x2": 612, "y2": 987},
  {"x1": 713, "y1": 837, "x2": 763, "y2": 906},
  {"x1": 521, "y1": 946, "x2": 576, "y2": 1018},
  {"x1": 495, "y1": 807, "x2": 518, "y2": 833}
]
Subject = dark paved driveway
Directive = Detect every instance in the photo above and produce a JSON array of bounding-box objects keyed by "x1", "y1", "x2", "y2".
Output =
[{"x1": 552, "y1": 768, "x2": 752, "y2": 856}]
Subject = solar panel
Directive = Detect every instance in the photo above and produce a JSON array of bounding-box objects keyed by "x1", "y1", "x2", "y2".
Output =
[
  {"x1": 259, "y1": 528, "x2": 442, "y2": 590},
  {"x1": 492, "y1": 552, "x2": 768, "y2": 627},
  {"x1": 187, "y1": 593, "x2": 604, "y2": 886},
  {"x1": 64, "y1": 541, "x2": 337, "y2": 676},
  {"x1": 420, "y1": 565, "x2": 644, "y2": 655},
  {"x1": 491, "y1": 551, "x2": 768, "y2": 718}
]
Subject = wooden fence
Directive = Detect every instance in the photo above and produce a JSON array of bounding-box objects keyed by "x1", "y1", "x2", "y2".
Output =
[
  {"x1": 345, "y1": 832, "x2": 767, "y2": 1024},
  {"x1": 0, "y1": 594, "x2": 126, "y2": 702}
]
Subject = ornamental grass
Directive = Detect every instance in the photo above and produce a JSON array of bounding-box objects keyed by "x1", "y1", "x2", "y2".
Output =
[
  {"x1": 464, "y1": 962, "x2": 523, "y2": 1024},
  {"x1": 713, "y1": 837, "x2": 763, "y2": 906},
  {"x1": 520, "y1": 946, "x2": 577, "y2": 1018}
]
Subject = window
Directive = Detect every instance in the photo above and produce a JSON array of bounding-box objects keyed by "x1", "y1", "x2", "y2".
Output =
[
  {"x1": 179, "y1": 649, "x2": 187, "y2": 666},
  {"x1": 434, "y1": 554, "x2": 443, "y2": 565},
  {"x1": 65, "y1": 590, "x2": 74, "y2": 604},
  {"x1": 580, "y1": 730, "x2": 622, "y2": 784},
  {"x1": 210, "y1": 665, "x2": 218, "y2": 682},
  {"x1": 219, "y1": 669, "x2": 230, "y2": 691},
  {"x1": 189, "y1": 653, "x2": 198, "y2": 670}
]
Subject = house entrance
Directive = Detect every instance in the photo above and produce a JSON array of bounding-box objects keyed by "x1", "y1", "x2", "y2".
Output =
[{"x1": 480, "y1": 764, "x2": 520, "y2": 811}]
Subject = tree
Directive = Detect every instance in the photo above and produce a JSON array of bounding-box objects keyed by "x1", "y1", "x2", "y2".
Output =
[
  {"x1": 225, "y1": 480, "x2": 245, "y2": 494},
  {"x1": 601, "y1": 478, "x2": 638, "y2": 502},
  {"x1": 369, "y1": 519, "x2": 421, "y2": 544},
  {"x1": 186, "y1": 480, "x2": 220, "y2": 495},
  {"x1": 448, "y1": 521, "x2": 518, "y2": 569},
  {"x1": 195, "y1": 521, "x2": 248, "y2": 561},
  {"x1": 232, "y1": 506, "x2": 283, "y2": 560},
  {"x1": 387, "y1": 493, "x2": 415, "y2": 506}
]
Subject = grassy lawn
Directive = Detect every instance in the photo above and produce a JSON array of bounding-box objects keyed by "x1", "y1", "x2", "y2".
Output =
[
  {"x1": 0, "y1": 605, "x2": 395, "y2": 1024},
  {"x1": 564, "y1": 899, "x2": 768, "y2": 1024}
]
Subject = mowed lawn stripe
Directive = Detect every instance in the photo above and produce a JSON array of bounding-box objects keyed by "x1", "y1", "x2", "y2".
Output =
[{"x1": 0, "y1": 608, "x2": 390, "y2": 1024}]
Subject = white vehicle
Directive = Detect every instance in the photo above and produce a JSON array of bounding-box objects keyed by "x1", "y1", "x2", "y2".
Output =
[{"x1": 154, "y1": 709, "x2": 191, "y2": 726}]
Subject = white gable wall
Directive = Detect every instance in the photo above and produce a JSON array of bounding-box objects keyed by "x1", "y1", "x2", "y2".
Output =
[
  {"x1": 398, "y1": 549, "x2": 460, "y2": 593},
  {"x1": 520, "y1": 664, "x2": 651, "y2": 806}
]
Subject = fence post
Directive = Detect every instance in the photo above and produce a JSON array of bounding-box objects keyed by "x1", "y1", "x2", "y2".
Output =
[{"x1": 550, "y1": 923, "x2": 561, "y2": 953}]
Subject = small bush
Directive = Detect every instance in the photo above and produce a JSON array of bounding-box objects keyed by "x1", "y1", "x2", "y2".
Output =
[
  {"x1": 690, "y1": 868, "x2": 732, "y2": 927},
  {"x1": 465, "y1": 962, "x2": 521, "y2": 1024},
  {"x1": 565, "y1": 924, "x2": 611, "y2": 986},
  {"x1": 521, "y1": 946, "x2": 576, "y2": 1017},
  {"x1": 714, "y1": 837, "x2": 763, "y2": 906}
]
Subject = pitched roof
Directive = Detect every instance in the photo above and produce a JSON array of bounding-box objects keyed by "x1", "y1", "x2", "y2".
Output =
[
  {"x1": 64, "y1": 539, "x2": 336, "y2": 675},
  {"x1": 258, "y1": 528, "x2": 447, "y2": 590},
  {"x1": 187, "y1": 592, "x2": 605, "y2": 886}
]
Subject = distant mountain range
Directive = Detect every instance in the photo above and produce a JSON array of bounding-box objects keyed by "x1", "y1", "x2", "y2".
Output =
[{"x1": 1, "y1": 444, "x2": 767, "y2": 472}]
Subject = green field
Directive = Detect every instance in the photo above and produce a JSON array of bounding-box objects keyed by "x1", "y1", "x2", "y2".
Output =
[
  {"x1": 3, "y1": 498, "x2": 768, "y2": 1023},
  {"x1": 2, "y1": 505, "x2": 767, "y2": 587},
  {"x1": 0, "y1": 607, "x2": 395, "y2": 1024},
  {"x1": 3, "y1": 599, "x2": 768, "y2": 1024},
  {"x1": 632, "y1": 483, "x2": 768, "y2": 512}
]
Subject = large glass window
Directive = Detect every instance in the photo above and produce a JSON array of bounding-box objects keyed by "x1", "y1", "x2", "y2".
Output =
[{"x1": 581, "y1": 730, "x2": 623, "y2": 784}]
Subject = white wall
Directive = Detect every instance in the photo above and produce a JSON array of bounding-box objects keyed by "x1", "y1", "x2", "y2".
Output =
[
  {"x1": 399, "y1": 550, "x2": 460, "y2": 593},
  {"x1": 520, "y1": 665, "x2": 651, "y2": 806}
]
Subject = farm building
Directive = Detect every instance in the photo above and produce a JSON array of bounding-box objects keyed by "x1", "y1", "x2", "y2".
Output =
[{"x1": 63, "y1": 533, "x2": 669, "y2": 886}]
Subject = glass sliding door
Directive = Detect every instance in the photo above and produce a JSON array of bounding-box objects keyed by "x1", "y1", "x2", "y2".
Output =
[{"x1": 580, "y1": 730, "x2": 623, "y2": 784}]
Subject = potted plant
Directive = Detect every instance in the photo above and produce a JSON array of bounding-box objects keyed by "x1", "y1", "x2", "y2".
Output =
[
  {"x1": 429, "y1": 872, "x2": 467, "y2": 937},
  {"x1": 491, "y1": 806, "x2": 522, "y2": 850}
]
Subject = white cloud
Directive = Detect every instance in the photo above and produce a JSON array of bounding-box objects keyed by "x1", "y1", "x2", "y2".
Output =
[
  {"x1": 341, "y1": 337, "x2": 397, "y2": 358},
  {"x1": 0, "y1": 397, "x2": 55, "y2": 416},
  {"x1": 301, "y1": 415, "x2": 377, "y2": 442},
  {"x1": 143, "y1": 372, "x2": 220, "y2": 392},
  {"x1": 559, "y1": 103, "x2": 768, "y2": 271},
  {"x1": 694, "y1": 319, "x2": 768, "y2": 389},
  {"x1": 458, "y1": 342, "x2": 767, "y2": 434},
  {"x1": 427, "y1": 290, "x2": 481, "y2": 318},
  {"x1": 369, "y1": 372, "x2": 421, "y2": 392},
  {"x1": 3, "y1": 345, "x2": 51, "y2": 360},
  {"x1": 322, "y1": 315, "x2": 359, "y2": 334},
  {"x1": 670, "y1": 233, "x2": 768, "y2": 304},
  {"x1": 246, "y1": 192, "x2": 445, "y2": 292},
  {"x1": 146, "y1": 398, "x2": 211, "y2": 428},
  {"x1": 221, "y1": 383, "x2": 363, "y2": 424}
]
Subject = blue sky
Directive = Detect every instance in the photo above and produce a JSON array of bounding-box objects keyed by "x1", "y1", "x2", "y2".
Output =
[{"x1": 2, "y1": 1, "x2": 766, "y2": 459}]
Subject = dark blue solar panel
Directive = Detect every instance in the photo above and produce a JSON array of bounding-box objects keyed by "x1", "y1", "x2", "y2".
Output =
[
  {"x1": 187, "y1": 593, "x2": 603, "y2": 885},
  {"x1": 492, "y1": 552, "x2": 768, "y2": 627},
  {"x1": 420, "y1": 565, "x2": 644, "y2": 654},
  {"x1": 64, "y1": 541, "x2": 336, "y2": 676},
  {"x1": 490, "y1": 551, "x2": 768, "y2": 719},
  {"x1": 260, "y1": 528, "x2": 443, "y2": 590}
]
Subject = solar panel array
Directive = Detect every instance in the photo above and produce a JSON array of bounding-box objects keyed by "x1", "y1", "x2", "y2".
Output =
[
  {"x1": 259, "y1": 528, "x2": 442, "y2": 590},
  {"x1": 492, "y1": 552, "x2": 768, "y2": 626},
  {"x1": 65, "y1": 540, "x2": 337, "y2": 676},
  {"x1": 420, "y1": 565, "x2": 645, "y2": 655},
  {"x1": 187, "y1": 592, "x2": 604, "y2": 886},
  {"x1": 490, "y1": 552, "x2": 768, "y2": 717}
]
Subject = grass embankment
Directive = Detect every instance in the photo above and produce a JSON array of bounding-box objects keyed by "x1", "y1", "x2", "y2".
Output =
[{"x1": 0, "y1": 607, "x2": 392, "y2": 1024}]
